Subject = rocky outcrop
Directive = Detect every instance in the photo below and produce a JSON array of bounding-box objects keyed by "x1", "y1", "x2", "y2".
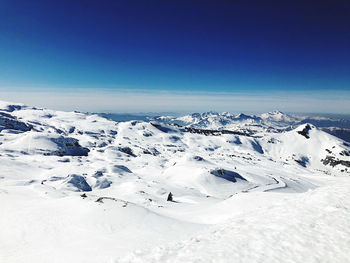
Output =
[
  {"x1": 321, "y1": 156, "x2": 350, "y2": 168},
  {"x1": 50, "y1": 137, "x2": 90, "y2": 156},
  {"x1": 210, "y1": 169, "x2": 246, "y2": 182},
  {"x1": 0, "y1": 112, "x2": 32, "y2": 132},
  {"x1": 297, "y1": 124, "x2": 312, "y2": 139},
  {"x1": 65, "y1": 175, "x2": 92, "y2": 192}
]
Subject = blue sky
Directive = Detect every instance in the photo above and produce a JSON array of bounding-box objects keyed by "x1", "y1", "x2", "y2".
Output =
[{"x1": 0, "y1": 0, "x2": 349, "y2": 113}]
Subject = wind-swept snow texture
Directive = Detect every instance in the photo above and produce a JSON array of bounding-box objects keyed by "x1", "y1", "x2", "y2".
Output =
[
  {"x1": 120, "y1": 179, "x2": 350, "y2": 263},
  {"x1": 0, "y1": 100, "x2": 350, "y2": 263}
]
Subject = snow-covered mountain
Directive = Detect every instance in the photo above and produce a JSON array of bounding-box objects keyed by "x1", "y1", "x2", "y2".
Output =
[
  {"x1": 1, "y1": 100, "x2": 350, "y2": 263},
  {"x1": 153, "y1": 110, "x2": 302, "y2": 132},
  {"x1": 152, "y1": 110, "x2": 350, "y2": 141}
]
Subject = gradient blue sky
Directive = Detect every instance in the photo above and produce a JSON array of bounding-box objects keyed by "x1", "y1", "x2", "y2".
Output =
[{"x1": 0, "y1": 0, "x2": 349, "y2": 113}]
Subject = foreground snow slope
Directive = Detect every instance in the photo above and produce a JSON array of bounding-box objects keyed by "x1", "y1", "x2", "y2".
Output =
[
  {"x1": 0, "y1": 100, "x2": 349, "y2": 263},
  {"x1": 120, "y1": 178, "x2": 350, "y2": 263}
]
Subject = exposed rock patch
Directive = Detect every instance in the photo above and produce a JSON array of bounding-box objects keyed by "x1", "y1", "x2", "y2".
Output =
[
  {"x1": 294, "y1": 156, "x2": 309, "y2": 167},
  {"x1": 297, "y1": 124, "x2": 312, "y2": 139},
  {"x1": 321, "y1": 156, "x2": 350, "y2": 168},
  {"x1": 95, "y1": 178, "x2": 112, "y2": 189},
  {"x1": 51, "y1": 137, "x2": 90, "y2": 156},
  {"x1": 210, "y1": 169, "x2": 246, "y2": 183},
  {"x1": 0, "y1": 112, "x2": 32, "y2": 132},
  {"x1": 118, "y1": 146, "x2": 135, "y2": 157},
  {"x1": 66, "y1": 174, "x2": 92, "y2": 192},
  {"x1": 112, "y1": 165, "x2": 132, "y2": 174}
]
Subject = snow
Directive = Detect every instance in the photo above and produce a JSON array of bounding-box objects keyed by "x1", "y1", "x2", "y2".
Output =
[
  {"x1": 0, "y1": 100, "x2": 350, "y2": 263},
  {"x1": 120, "y1": 178, "x2": 350, "y2": 263}
]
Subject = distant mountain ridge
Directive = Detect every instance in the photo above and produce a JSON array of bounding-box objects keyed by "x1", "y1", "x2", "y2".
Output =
[{"x1": 152, "y1": 110, "x2": 350, "y2": 142}]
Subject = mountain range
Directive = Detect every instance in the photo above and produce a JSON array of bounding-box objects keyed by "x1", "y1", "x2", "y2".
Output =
[{"x1": 1, "y1": 100, "x2": 349, "y2": 263}]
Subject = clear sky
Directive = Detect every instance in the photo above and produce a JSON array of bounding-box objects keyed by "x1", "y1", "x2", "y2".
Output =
[{"x1": 0, "y1": 0, "x2": 349, "y2": 113}]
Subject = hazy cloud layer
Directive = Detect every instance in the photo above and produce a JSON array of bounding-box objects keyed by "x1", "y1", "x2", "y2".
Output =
[{"x1": 0, "y1": 88, "x2": 349, "y2": 114}]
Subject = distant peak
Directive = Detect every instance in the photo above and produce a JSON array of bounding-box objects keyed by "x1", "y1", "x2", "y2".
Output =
[
  {"x1": 235, "y1": 113, "x2": 253, "y2": 120},
  {"x1": 190, "y1": 111, "x2": 219, "y2": 118},
  {"x1": 269, "y1": 110, "x2": 284, "y2": 115},
  {"x1": 236, "y1": 113, "x2": 249, "y2": 117}
]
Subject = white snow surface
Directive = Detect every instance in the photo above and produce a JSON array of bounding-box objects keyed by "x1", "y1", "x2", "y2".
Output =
[{"x1": 0, "y1": 100, "x2": 350, "y2": 263}]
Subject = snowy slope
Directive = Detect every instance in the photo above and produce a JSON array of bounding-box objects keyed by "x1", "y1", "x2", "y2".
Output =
[
  {"x1": 120, "y1": 178, "x2": 350, "y2": 263},
  {"x1": 0, "y1": 100, "x2": 350, "y2": 263}
]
